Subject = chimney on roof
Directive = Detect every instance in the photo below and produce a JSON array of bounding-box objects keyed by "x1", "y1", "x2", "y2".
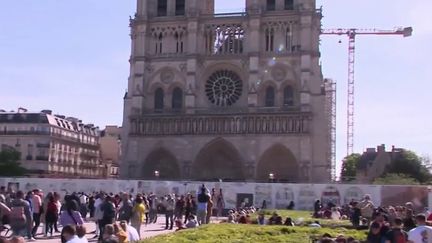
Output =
[
  {"x1": 17, "y1": 107, "x2": 28, "y2": 113},
  {"x1": 41, "y1": 110, "x2": 52, "y2": 115},
  {"x1": 66, "y1": 117, "x2": 79, "y2": 123},
  {"x1": 366, "y1": 148, "x2": 376, "y2": 153},
  {"x1": 377, "y1": 144, "x2": 386, "y2": 153}
]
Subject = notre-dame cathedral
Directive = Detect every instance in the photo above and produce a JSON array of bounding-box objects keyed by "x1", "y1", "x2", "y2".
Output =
[{"x1": 121, "y1": 0, "x2": 332, "y2": 183}]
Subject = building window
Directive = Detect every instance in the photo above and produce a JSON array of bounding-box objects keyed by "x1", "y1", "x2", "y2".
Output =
[
  {"x1": 267, "y1": 0, "x2": 276, "y2": 11},
  {"x1": 172, "y1": 87, "x2": 183, "y2": 110},
  {"x1": 283, "y1": 85, "x2": 294, "y2": 106},
  {"x1": 157, "y1": 0, "x2": 168, "y2": 17},
  {"x1": 175, "y1": 0, "x2": 185, "y2": 16},
  {"x1": 175, "y1": 32, "x2": 184, "y2": 53},
  {"x1": 285, "y1": 27, "x2": 292, "y2": 52},
  {"x1": 265, "y1": 28, "x2": 274, "y2": 52},
  {"x1": 27, "y1": 144, "x2": 34, "y2": 160},
  {"x1": 155, "y1": 33, "x2": 163, "y2": 54},
  {"x1": 265, "y1": 86, "x2": 275, "y2": 107},
  {"x1": 154, "y1": 88, "x2": 164, "y2": 111},
  {"x1": 285, "y1": 0, "x2": 294, "y2": 10}
]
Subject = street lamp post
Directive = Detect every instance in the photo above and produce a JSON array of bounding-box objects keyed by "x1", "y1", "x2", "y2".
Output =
[
  {"x1": 154, "y1": 170, "x2": 160, "y2": 180},
  {"x1": 268, "y1": 173, "x2": 275, "y2": 183}
]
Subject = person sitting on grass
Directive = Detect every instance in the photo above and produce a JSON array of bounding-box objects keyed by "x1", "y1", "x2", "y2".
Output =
[
  {"x1": 331, "y1": 207, "x2": 341, "y2": 220},
  {"x1": 274, "y1": 216, "x2": 283, "y2": 225},
  {"x1": 309, "y1": 220, "x2": 321, "y2": 228},
  {"x1": 268, "y1": 212, "x2": 279, "y2": 225},
  {"x1": 185, "y1": 215, "x2": 198, "y2": 228},
  {"x1": 257, "y1": 212, "x2": 266, "y2": 225},
  {"x1": 284, "y1": 217, "x2": 294, "y2": 226},
  {"x1": 175, "y1": 219, "x2": 187, "y2": 231},
  {"x1": 238, "y1": 213, "x2": 250, "y2": 224},
  {"x1": 227, "y1": 210, "x2": 236, "y2": 223}
]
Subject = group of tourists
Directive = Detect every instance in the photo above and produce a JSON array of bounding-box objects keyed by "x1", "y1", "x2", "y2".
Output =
[
  {"x1": 0, "y1": 184, "x2": 220, "y2": 243},
  {"x1": 2, "y1": 184, "x2": 432, "y2": 243}
]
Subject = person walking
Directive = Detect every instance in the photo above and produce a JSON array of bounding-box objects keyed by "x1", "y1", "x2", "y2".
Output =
[
  {"x1": 130, "y1": 196, "x2": 146, "y2": 238},
  {"x1": 98, "y1": 196, "x2": 116, "y2": 242},
  {"x1": 30, "y1": 189, "x2": 42, "y2": 238},
  {"x1": 44, "y1": 194, "x2": 58, "y2": 237},
  {"x1": 59, "y1": 200, "x2": 84, "y2": 226},
  {"x1": 196, "y1": 185, "x2": 210, "y2": 225},
  {"x1": 164, "y1": 195, "x2": 175, "y2": 230},
  {"x1": 9, "y1": 191, "x2": 33, "y2": 241},
  {"x1": 184, "y1": 195, "x2": 193, "y2": 224}
]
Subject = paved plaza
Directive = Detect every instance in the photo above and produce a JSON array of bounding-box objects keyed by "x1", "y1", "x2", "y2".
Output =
[
  {"x1": 24, "y1": 216, "x2": 223, "y2": 243},
  {"x1": 31, "y1": 216, "x2": 176, "y2": 243}
]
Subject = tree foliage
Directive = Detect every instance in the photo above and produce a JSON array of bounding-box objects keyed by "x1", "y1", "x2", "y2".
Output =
[
  {"x1": 340, "y1": 153, "x2": 361, "y2": 182},
  {"x1": 373, "y1": 173, "x2": 420, "y2": 185},
  {"x1": 384, "y1": 150, "x2": 432, "y2": 183},
  {"x1": 0, "y1": 149, "x2": 27, "y2": 176}
]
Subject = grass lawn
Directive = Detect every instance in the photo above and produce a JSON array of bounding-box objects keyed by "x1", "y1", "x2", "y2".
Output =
[
  {"x1": 141, "y1": 211, "x2": 367, "y2": 243},
  {"x1": 141, "y1": 224, "x2": 367, "y2": 243}
]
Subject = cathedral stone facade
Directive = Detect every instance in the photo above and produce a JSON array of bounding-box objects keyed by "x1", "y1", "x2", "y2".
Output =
[{"x1": 121, "y1": 0, "x2": 331, "y2": 183}]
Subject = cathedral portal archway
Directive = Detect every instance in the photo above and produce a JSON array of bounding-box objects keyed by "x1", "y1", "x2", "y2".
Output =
[
  {"x1": 192, "y1": 138, "x2": 245, "y2": 181},
  {"x1": 142, "y1": 148, "x2": 180, "y2": 179},
  {"x1": 256, "y1": 144, "x2": 299, "y2": 182}
]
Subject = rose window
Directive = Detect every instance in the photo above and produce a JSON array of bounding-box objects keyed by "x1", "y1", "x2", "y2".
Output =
[{"x1": 205, "y1": 70, "x2": 243, "y2": 106}]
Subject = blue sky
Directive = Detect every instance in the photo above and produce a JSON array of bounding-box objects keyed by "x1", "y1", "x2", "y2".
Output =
[{"x1": 1, "y1": 0, "x2": 431, "y2": 174}]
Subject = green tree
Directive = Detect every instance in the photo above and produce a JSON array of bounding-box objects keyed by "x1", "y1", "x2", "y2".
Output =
[
  {"x1": 373, "y1": 173, "x2": 420, "y2": 185},
  {"x1": 385, "y1": 150, "x2": 432, "y2": 183},
  {"x1": 340, "y1": 153, "x2": 361, "y2": 182},
  {"x1": 0, "y1": 149, "x2": 27, "y2": 176}
]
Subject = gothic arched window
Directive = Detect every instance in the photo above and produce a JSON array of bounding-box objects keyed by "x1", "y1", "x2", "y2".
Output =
[
  {"x1": 265, "y1": 86, "x2": 275, "y2": 107},
  {"x1": 265, "y1": 28, "x2": 274, "y2": 52},
  {"x1": 283, "y1": 85, "x2": 294, "y2": 106},
  {"x1": 172, "y1": 87, "x2": 183, "y2": 110},
  {"x1": 154, "y1": 88, "x2": 164, "y2": 111}
]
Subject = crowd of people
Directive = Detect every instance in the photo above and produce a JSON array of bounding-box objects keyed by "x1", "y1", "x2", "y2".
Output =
[
  {"x1": 0, "y1": 184, "x2": 222, "y2": 243},
  {"x1": 2, "y1": 184, "x2": 432, "y2": 243}
]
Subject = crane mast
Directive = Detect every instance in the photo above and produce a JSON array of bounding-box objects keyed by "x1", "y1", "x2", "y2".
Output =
[{"x1": 321, "y1": 27, "x2": 412, "y2": 159}]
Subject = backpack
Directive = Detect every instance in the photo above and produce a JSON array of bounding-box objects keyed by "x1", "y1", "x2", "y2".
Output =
[
  {"x1": 391, "y1": 229, "x2": 407, "y2": 243},
  {"x1": 47, "y1": 202, "x2": 58, "y2": 214},
  {"x1": 10, "y1": 206, "x2": 26, "y2": 222},
  {"x1": 197, "y1": 193, "x2": 209, "y2": 203}
]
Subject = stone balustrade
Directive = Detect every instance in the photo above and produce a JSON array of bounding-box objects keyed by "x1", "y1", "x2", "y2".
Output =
[{"x1": 129, "y1": 112, "x2": 310, "y2": 136}]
